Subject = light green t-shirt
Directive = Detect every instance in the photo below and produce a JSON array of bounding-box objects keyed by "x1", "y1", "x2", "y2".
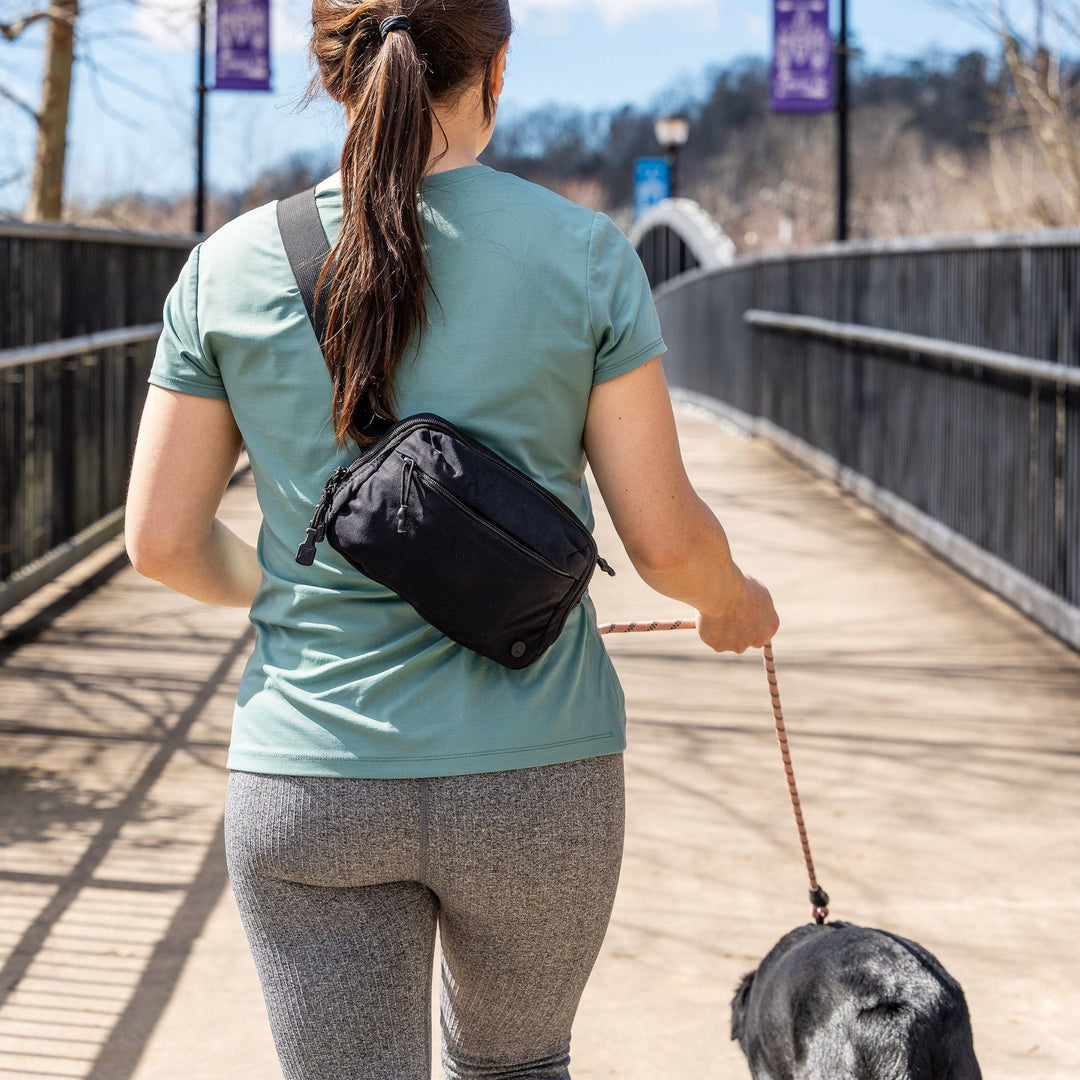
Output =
[{"x1": 150, "y1": 165, "x2": 667, "y2": 778}]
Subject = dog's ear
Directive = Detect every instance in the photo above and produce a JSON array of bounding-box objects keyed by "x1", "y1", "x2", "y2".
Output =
[{"x1": 730, "y1": 971, "x2": 755, "y2": 1041}]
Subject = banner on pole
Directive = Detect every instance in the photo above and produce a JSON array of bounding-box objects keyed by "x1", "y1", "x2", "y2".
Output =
[
  {"x1": 771, "y1": 0, "x2": 832, "y2": 113},
  {"x1": 215, "y1": 0, "x2": 272, "y2": 92}
]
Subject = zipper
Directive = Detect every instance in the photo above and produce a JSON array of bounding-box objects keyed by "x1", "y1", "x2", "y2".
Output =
[
  {"x1": 295, "y1": 466, "x2": 350, "y2": 565},
  {"x1": 343, "y1": 414, "x2": 590, "y2": 538},
  {"x1": 296, "y1": 414, "x2": 615, "y2": 578},
  {"x1": 397, "y1": 415, "x2": 614, "y2": 577},
  {"x1": 396, "y1": 456, "x2": 415, "y2": 534},
  {"x1": 413, "y1": 470, "x2": 575, "y2": 579}
]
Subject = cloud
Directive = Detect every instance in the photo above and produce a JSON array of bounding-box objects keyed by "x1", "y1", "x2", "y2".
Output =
[
  {"x1": 131, "y1": 0, "x2": 725, "y2": 52},
  {"x1": 133, "y1": 0, "x2": 309, "y2": 53},
  {"x1": 514, "y1": 0, "x2": 723, "y2": 30}
]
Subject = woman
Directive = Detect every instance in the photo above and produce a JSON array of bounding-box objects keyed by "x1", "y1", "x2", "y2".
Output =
[{"x1": 125, "y1": 2, "x2": 778, "y2": 1077}]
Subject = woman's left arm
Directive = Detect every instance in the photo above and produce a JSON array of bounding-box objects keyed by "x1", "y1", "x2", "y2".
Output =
[{"x1": 126, "y1": 385, "x2": 261, "y2": 607}]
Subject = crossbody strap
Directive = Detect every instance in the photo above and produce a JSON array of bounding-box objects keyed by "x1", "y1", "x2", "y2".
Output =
[{"x1": 276, "y1": 187, "x2": 331, "y2": 348}]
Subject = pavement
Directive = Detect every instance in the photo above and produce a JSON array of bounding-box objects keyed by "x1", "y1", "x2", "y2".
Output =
[{"x1": 0, "y1": 407, "x2": 1078, "y2": 1079}]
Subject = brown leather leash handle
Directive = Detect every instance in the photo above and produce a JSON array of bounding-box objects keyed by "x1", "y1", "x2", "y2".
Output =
[{"x1": 598, "y1": 620, "x2": 830, "y2": 924}]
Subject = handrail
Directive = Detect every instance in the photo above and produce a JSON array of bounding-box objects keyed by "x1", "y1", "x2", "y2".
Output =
[
  {"x1": 744, "y1": 310, "x2": 1080, "y2": 389},
  {"x1": 0, "y1": 219, "x2": 199, "y2": 247},
  {"x1": 0, "y1": 324, "x2": 163, "y2": 371}
]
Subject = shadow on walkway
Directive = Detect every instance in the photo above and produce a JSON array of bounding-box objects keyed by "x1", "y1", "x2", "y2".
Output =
[{"x1": 0, "y1": 478, "x2": 257, "y2": 1080}]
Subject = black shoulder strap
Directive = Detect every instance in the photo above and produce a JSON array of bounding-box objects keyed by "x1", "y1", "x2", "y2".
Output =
[{"x1": 276, "y1": 188, "x2": 331, "y2": 348}]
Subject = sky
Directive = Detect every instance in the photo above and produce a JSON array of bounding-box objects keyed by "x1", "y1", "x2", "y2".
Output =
[{"x1": 0, "y1": 0, "x2": 1002, "y2": 215}]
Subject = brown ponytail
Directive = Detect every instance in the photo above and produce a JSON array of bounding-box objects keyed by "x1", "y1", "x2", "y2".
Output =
[{"x1": 308, "y1": 0, "x2": 512, "y2": 446}]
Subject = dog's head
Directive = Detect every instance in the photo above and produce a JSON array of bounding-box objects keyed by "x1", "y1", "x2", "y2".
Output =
[{"x1": 730, "y1": 970, "x2": 755, "y2": 1043}]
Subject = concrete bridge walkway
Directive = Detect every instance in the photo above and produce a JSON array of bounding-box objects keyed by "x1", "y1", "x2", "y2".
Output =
[{"x1": 1, "y1": 408, "x2": 1077, "y2": 1079}]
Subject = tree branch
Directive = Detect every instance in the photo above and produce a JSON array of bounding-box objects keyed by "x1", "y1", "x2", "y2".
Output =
[
  {"x1": 1002, "y1": 32, "x2": 1080, "y2": 218},
  {"x1": 75, "y1": 43, "x2": 150, "y2": 128},
  {"x1": 0, "y1": 9, "x2": 51, "y2": 40},
  {"x1": 73, "y1": 28, "x2": 179, "y2": 108},
  {"x1": 1, "y1": 3, "x2": 79, "y2": 41},
  {"x1": 0, "y1": 81, "x2": 41, "y2": 122}
]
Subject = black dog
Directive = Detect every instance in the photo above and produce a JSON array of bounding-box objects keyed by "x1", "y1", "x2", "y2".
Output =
[{"x1": 731, "y1": 922, "x2": 982, "y2": 1080}]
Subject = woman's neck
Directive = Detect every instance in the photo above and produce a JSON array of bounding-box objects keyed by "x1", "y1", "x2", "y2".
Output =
[{"x1": 425, "y1": 84, "x2": 494, "y2": 175}]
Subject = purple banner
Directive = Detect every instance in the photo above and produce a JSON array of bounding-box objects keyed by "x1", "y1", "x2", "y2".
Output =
[
  {"x1": 771, "y1": 0, "x2": 833, "y2": 113},
  {"x1": 215, "y1": 0, "x2": 271, "y2": 92}
]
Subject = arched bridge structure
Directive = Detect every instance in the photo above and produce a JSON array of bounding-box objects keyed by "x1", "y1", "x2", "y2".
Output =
[{"x1": 629, "y1": 197, "x2": 736, "y2": 289}]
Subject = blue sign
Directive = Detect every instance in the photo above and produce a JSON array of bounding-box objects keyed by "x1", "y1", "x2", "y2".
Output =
[
  {"x1": 216, "y1": 0, "x2": 272, "y2": 92},
  {"x1": 634, "y1": 158, "x2": 670, "y2": 218},
  {"x1": 772, "y1": 0, "x2": 833, "y2": 113}
]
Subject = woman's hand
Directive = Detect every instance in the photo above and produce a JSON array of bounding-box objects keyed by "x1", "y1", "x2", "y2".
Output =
[
  {"x1": 585, "y1": 358, "x2": 780, "y2": 653},
  {"x1": 696, "y1": 572, "x2": 779, "y2": 654}
]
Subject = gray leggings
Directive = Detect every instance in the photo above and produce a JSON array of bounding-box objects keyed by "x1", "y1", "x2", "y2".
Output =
[{"x1": 224, "y1": 755, "x2": 625, "y2": 1080}]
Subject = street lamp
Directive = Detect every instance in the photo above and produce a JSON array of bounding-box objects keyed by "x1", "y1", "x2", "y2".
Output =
[{"x1": 654, "y1": 114, "x2": 690, "y2": 199}]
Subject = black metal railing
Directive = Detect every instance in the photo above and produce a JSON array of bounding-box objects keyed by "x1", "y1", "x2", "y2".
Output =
[
  {"x1": 652, "y1": 229, "x2": 1080, "y2": 646},
  {"x1": 1, "y1": 223, "x2": 194, "y2": 612},
  {"x1": 636, "y1": 224, "x2": 702, "y2": 290}
]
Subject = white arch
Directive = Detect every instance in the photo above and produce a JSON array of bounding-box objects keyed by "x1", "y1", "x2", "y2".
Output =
[{"x1": 627, "y1": 198, "x2": 736, "y2": 270}]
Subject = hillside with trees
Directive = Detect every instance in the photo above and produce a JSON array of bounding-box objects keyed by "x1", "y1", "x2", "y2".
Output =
[
  {"x1": 482, "y1": 49, "x2": 1077, "y2": 252},
  {"x1": 69, "y1": 46, "x2": 1079, "y2": 250}
]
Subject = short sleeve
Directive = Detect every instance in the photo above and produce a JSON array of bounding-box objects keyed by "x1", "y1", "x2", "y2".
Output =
[
  {"x1": 588, "y1": 213, "x2": 667, "y2": 385},
  {"x1": 148, "y1": 245, "x2": 228, "y2": 400}
]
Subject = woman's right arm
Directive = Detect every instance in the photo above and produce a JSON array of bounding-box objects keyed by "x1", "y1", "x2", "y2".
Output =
[{"x1": 583, "y1": 356, "x2": 779, "y2": 654}]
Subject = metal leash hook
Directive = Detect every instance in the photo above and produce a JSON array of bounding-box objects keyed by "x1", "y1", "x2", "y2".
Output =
[{"x1": 596, "y1": 619, "x2": 831, "y2": 925}]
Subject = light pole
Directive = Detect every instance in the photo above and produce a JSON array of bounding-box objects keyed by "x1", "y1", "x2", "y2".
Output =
[
  {"x1": 654, "y1": 114, "x2": 690, "y2": 199},
  {"x1": 836, "y1": 0, "x2": 849, "y2": 242},
  {"x1": 195, "y1": 0, "x2": 208, "y2": 234}
]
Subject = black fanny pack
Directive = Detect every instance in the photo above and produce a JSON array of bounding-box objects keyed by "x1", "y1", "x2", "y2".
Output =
[{"x1": 278, "y1": 188, "x2": 613, "y2": 670}]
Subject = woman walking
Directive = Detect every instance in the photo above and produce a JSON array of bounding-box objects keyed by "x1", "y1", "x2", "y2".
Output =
[{"x1": 125, "y1": 2, "x2": 778, "y2": 1077}]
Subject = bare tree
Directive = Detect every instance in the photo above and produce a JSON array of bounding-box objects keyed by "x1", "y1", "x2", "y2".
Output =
[
  {"x1": 932, "y1": 0, "x2": 1080, "y2": 221},
  {"x1": 1, "y1": 0, "x2": 79, "y2": 220}
]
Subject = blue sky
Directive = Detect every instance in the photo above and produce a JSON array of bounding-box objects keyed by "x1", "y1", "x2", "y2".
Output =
[{"x1": 0, "y1": 0, "x2": 999, "y2": 214}]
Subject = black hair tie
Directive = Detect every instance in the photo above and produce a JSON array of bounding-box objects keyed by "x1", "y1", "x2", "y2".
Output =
[{"x1": 379, "y1": 14, "x2": 411, "y2": 40}]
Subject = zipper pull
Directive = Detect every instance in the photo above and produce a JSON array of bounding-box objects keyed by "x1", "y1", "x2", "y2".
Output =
[
  {"x1": 597, "y1": 556, "x2": 616, "y2": 577},
  {"x1": 397, "y1": 456, "x2": 415, "y2": 534},
  {"x1": 296, "y1": 528, "x2": 320, "y2": 567},
  {"x1": 296, "y1": 467, "x2": 349, "y2": 566}
]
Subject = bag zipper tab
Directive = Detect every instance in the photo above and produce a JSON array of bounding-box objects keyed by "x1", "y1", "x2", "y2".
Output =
[
  {"x1": 397, "y1": 457, "x2": 416, "y2": 534},
  {"x1": 296, "y1": 467, "x2": 350, "y2": 565},
  {"x1": 597, "y1": 556, "x2": 616, "y2": 577}
]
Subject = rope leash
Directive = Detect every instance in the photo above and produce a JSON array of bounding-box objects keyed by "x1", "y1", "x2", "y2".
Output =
[
  {"x1": 598, "y1": 619, "x2": 830, "y2": 924},
  {"x1": 762, "y1": 642, "x2": 830, "y2": 924},
  {"x1": 597, "y1": 618, "x2": 696, "y2": 635}
]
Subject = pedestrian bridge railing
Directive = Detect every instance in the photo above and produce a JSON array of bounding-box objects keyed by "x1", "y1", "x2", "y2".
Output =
[
  {"x1": 1, "y1": 222, "x2": 194, "y2": 614},
  {"x1": 648, "y1": 228, "x2": 1080, "y2": 650}
]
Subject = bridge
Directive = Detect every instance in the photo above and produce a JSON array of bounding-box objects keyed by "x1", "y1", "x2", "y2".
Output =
[{"x1": 1, "y1": 212, "x2": 1078, "y2": 1079}]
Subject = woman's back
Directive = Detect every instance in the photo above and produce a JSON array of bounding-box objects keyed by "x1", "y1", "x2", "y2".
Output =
[{"x1": 150, "y1": 165, "x2": 665, "y2": 778}]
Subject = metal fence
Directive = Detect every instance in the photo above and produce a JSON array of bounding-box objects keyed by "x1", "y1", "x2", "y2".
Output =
[
  {"x1": 1, "y1": 222, "x2": 195, "y2": 612},
  {"x1": 651, "y1": 229, "x2": 1080, "y2": 647}
]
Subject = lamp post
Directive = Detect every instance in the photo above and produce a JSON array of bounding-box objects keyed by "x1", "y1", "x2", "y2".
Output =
[
  {"x1": 654, "y1": 114, "x2": 690, "y2": 199},
  {"x1": 195, "y1": 0, "x2": 208, "y2": 234},
  {"x1": 836, "y1": 0, "x2": 849, "y2": 242}
]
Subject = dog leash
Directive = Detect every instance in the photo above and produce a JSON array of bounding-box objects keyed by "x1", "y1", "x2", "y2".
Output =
[
  {"x1": 762, "y1": 642, "x2": 830, "y2": 924},
  {"x1": 598, "y1": 620, "x2": 830, "y2": 925},
  {"x1": 597, "y1": 619, "x2": 696, "y2": 634}
]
